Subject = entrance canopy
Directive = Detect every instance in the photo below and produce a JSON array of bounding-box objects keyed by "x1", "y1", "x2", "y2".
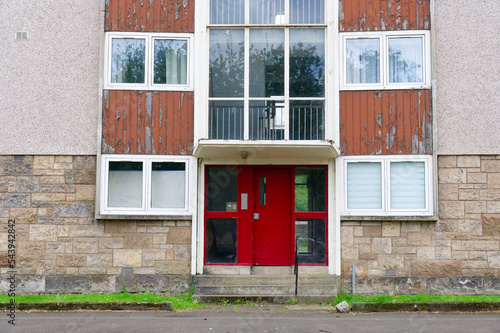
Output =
[{"x1": 194, "y1": 140, "x2": 340, "y2": 161}]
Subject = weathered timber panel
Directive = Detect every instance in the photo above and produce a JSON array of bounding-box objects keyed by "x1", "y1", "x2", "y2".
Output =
[
  {"x1": 339, "y1": 0, "x2": 430, "y2": 32},
  {"x1": 340, "y1": 90, "x2": 432, "y2": 155},
  {"x1": 105, "y1": 0, "x2": 194, "y2": 33},
  {"x1": 102, "y1": 90, "x2": 194, "y2": 155}
]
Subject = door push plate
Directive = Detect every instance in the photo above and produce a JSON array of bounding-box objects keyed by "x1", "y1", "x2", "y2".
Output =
[
  {"x1": 254, "y1": 213, "x2": 259, "y2": 219},
  {"x1": 241, "y1": 193, "x2": 248, "y2": 210}
]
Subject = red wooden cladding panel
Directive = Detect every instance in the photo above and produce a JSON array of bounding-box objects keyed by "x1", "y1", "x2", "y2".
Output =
[
  {"x1": 339, "y1": 0, "x2": 431, "y2": 32},
  {"x1": 105, "y1": 0, "x2": 194, "y2": 33},
  {"x1": 102, "y1": 90, "x2": 194, "y2": 155},
  {"x1": 340, "y1": 90, "x2": 432, "y2": 155}
]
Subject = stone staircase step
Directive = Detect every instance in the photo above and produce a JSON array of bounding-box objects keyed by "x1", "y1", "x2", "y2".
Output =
[{"x1": 192, "y1": 295, "x2": 337, "y2": 304}]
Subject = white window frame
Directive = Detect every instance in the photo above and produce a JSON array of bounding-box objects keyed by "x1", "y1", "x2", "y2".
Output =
[
  {"x1": 104, "y1": 32, "x2": 194, "y2": 91},
  {"x1": 100, "y1": 155, "x2": 196, "y2": 216},
  {"x1": 341, "y1": 155, "x2": 433, "y2": 216},
  {"x1": 340, "y1": 31, "x2": 431, "y2": 90}
]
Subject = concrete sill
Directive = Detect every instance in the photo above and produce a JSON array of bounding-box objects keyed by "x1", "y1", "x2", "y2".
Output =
[
  {"x1": 96, "y1": 214, "x2": 192, "y2": 221},
  {"x1": 341, "y1": 215, "x2": 438, "y2": 222}
]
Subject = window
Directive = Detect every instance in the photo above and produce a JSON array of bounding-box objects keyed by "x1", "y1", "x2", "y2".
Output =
[
  {"x1": 342, "y1": 156, "x2": 433, "y2": 216},
  {"x1": 208, "y1": 0, "x2": 326, "y2": 141},
  {"x1": 104, "y1": 32, "x2": 193, "y2": 91},
  {"x1": 294, "y1": 167, "x2": 327, "y2": 264},
  {"x1": 341, "y1": 31, "x2": 430, "y2": 90},
  {"x1": 100, "y1": 155, "x2": 195, "y2": 215}
]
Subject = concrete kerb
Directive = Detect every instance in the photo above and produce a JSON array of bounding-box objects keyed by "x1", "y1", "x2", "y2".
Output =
[
  {"x1": 351, "y1": 302, "x2": 500, "y2": 313},
  {"x1": 1, "y1": 301, "x2": 500, "y2": 313},
  {"x1": 0, "y1": 301, "x2": 173, "y2": 311}
]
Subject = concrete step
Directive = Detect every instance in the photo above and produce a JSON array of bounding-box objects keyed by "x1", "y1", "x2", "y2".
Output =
[
  {"x1": 193, "y1": 274, "x2": 340, "y2": 301},
  {"x1": 193, "y1": 275, "x2": 339, "y2": 286},
  {"x1": 192, "y1": 295, "x2": 337, "y2": 304},
  {"x1": 194, "y1": 285, "x2": 337, "y2": 296},
  {"x1": 251, "y1": 266, "x2": 293, "y2": 275}
]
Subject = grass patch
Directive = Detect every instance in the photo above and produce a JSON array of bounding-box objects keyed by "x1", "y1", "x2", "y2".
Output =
[
  {"x1": 332, "y1": 291, "x2": 500, "y2": 307},
  {"x1": 0, "y1": 290, "x2": 201, "y2": 310}
]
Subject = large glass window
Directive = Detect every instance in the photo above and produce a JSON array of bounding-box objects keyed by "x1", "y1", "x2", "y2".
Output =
[
  {"x1": 105, "y1": 32, "x2": 193, "y2": 90},
  {"x1": 208, "y1": 0, "x2": 326, "y2": 141},
  {"x1": 101, "y1": 156, "x2": 193, "y2": 215},
  {"x1": 341, "y1": 31, "x2": 430, "y2": 89},
  {"x1": 343, "y1": 156, "x2": 432, "y2": 215}
]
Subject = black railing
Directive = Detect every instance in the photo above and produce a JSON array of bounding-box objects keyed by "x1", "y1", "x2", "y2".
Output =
[
  {"x1": 294, "y1": 236, "x2": 317, "y2": 296},
  {"x1": 209, "y1": 105, "x2": 324, "y2": 140}
]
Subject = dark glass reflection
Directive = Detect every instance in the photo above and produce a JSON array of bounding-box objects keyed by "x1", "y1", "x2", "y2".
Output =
[
  {"x1": 295, "y1": 219, "x2": 326, "y2": 264},
  {"x1": 209, "y1": 29, "x2": 245, "y2": 97},
  {"x1": 206, "y1": 218, "x2": 237, "y2": 264},
  {"x1": 295, "y1": 167, "x2": 326, "y2": 212},
  {"x1": 206, "y1": 167, "x2": 238, "y2": 211}
]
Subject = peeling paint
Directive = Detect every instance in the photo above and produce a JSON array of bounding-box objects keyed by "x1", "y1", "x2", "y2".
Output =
[
  {"x1": 102, "y1": 90, "x2": 194, "y2": 155},
  {"x1": 105, "y1": 0, "x2": 194, "y2": 32},
  {"x1": 340, "y1": 90, "x2": 432, "y2": 155},
  {"x1": 175, "y1": 3, "x2": 180, "y2": 20},
  {"x1": 339, "y1": 0, "x2": 430, "y2": 32}
]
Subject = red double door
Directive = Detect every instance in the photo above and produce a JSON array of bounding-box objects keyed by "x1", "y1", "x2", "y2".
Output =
[
  {"x1": 252, "y1": 168, "x2": 292, "y2": 266},
  {"x1": 205, "y1": 165, "x2": 326, "y2": 266}
]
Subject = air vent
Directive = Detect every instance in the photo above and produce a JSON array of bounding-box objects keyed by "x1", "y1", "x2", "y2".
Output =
[{"x1": 16, "y1": 31, "x2": 28, "y2": 40}]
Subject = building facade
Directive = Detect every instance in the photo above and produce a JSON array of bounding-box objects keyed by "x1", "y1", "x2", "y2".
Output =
[{"x1": 1, "y1": 0, "x2": 499, "y2": 296}]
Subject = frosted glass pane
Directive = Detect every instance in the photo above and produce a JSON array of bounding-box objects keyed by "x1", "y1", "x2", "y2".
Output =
[
  {"x1": 250, "y1": 0, "x2": 285, "y2": 24},
  {"x1": 210, "y1": 0, "x2": 245, "y2": 24},
  {"x1": 390, "y1": 162, "x2": 426, "y2": 209},
  {"x1": 154, "y1": 39, "x2": 188, "y2": 85},
  {"x1": 388, "y1": 37, "x2": 423, "y2": 83},
  {"x1": 346, "y1": 38, "x2": 380, "y2": 84},
  {"x1": 151, "y1": 162, "x2": 186, "y2": 209},
  {"x1": 347, "y1": 162, "x2": 382, "y2": 209},
  {"x1": 290, "y1": 0, "x2": 324, "y2": 24},
  {"x1": 108, "y1": 162, "x2": 143, "y2": 208}
]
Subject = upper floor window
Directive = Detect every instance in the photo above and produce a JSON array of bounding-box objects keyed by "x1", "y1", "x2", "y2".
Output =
[
  {"x1": 104, "y1": 32, "x2": 194, "y2": 91},
  {"x1": 208, "y1": 0, "x2": 326, "y2": 141},
  {"x1": 340, "y1": 31, "x2": 431, "y2": 90},
  {"x1": 210, "y1": 0, "x2": 324, "y2": 25}
]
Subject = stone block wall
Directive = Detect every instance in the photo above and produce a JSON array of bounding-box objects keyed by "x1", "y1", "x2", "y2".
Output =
[
  {"x1": 0, "y1": 155, "x2": 191, "y2": 294},
  {"x1": 341, "y1": 155, "x2": 500, "y2": 295}
]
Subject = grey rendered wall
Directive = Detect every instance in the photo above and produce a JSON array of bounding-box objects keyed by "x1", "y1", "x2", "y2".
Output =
[
  {"x1": 435, "y1": 1, "x2": 500, "y2": 155},
  {"x1": 0, "y1": 1, "x2": 101, "y2": 155}
]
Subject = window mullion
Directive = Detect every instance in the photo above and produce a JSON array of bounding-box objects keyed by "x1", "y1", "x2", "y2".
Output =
[
  {"x1": 244, "y1": 28, "x2": 250, "y2": 140},
  {"x1": 145, "y1": 158, "x2": 151, "y2": 212},
  {"x1": 382, "y1": 35, "x2": 387, "y2": 88},
  {"x1": 284, "y1": 0, "x2": 290, "y2": 25},
  {"x1": 384, "y1": 158, "x2": 389, "y2": 213},
  {"x1": 245, "y1": 0, "x2": 250, "y2": 25},
  {"x1": 284, "y1": 28, "x2": 290, "y2": 140}
]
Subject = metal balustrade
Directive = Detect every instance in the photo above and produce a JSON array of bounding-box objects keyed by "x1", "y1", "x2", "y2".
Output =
[{"x1": 208, "y1": 104, "x2": 324, "y2": 140}]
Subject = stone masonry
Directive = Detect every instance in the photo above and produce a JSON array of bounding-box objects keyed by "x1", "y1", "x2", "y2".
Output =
[
  {"x1": 341, "y1": 155, "x2": 500, "y2": 295},
  {"x1": 0, "y1": 155, "x2": 191, "y2": 294}
]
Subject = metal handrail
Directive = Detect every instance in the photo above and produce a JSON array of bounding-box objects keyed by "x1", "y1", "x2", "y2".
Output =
[{"x1": 294, "y1": 236, "x2": 317, "y2": 296}]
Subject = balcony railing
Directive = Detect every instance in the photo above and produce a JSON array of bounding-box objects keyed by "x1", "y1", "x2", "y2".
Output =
[{"x1": 209, "y1": 104, "x2": 324, "y2": 141}]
